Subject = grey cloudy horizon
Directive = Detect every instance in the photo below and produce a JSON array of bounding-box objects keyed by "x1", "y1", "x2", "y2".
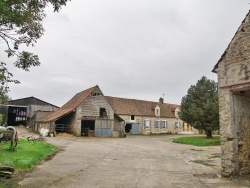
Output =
[{"x1": 1, "y1": 0, "x2": 249, "y2": 107}]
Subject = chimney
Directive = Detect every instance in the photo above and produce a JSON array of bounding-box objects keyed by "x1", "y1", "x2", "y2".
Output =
[{"x1": 159, "y1": 97, "x2": 164, "y2": 104}]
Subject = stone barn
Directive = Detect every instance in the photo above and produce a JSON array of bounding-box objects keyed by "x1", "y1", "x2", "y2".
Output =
[
  {"x1": 36, "y1": 85, "x2": 124, "y2": 137},
  {"x1": 213, "y1": 11, "x2": 250, "y2": 176}
]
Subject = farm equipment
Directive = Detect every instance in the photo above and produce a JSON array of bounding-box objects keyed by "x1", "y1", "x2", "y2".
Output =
[{"x1": 0, "y1": 126, "x2": 18, "y2": 151}]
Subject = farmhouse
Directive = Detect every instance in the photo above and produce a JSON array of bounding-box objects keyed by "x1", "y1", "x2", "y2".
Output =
[
  {"x1": 35, "y1": 85, "x2": 192, "y2": 137},
  {"x1": 213, "y1": 11, "x2": 250, "y2": 176},
  {"x1": 106, "y1": 96, "x2": 193, "y2": 135}
]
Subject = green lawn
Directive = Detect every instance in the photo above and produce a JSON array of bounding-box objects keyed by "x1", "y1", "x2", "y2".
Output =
[
  {"x1": 172, "y1": 136, "x2": 220, "y2": 146},
  {"x1": 0, "y1": 138, "x2": 58, "y2": 170},
  {"x1": 0, "y1": 139, "x2": 57, "y2": 188}
]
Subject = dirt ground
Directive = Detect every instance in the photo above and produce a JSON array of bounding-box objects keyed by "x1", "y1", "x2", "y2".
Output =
[{"x1": 6, "y1": 126, "x2": 250, "y2": 187}]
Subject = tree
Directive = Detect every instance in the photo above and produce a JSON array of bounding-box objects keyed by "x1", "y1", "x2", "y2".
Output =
[
  {"x1": 178, "y1": 76, "x2": 219, "y2": 138},
  {"x1": 0, "y1": 0, "x2": 70, "y2": 94}
]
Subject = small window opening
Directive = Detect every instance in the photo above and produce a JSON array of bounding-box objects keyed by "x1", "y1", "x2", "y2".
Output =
[
  {"x1": 131, "y1": 115, "x2": 135, "y2": 120},
  {"x1": 100, "y1": 108, "x2": 107, "y2": 117},
  {"x1": 91, "y1": 92, "x2": 101, "y2": 96}
]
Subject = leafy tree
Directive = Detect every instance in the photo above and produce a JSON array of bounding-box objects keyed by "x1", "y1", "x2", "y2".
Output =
[
  {"x1": 0, "y1": 0, "x2": 70, "y2": 94},
  {"x1": 0, "y1": 62, "x2": 19, "y2": 97},
  {"x1": 179, "y1": 76, "x2": 219, "y2": 138}
]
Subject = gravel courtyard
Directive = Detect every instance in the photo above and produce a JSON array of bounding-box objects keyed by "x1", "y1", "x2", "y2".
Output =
[{"x1": 16, "y1": 130, "x2": 250, "y2": 188}]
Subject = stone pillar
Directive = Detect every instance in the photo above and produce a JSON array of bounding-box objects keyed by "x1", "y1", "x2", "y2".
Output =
[{"x1": 219, "y1": 89, "x2": 239, "y2": 176}]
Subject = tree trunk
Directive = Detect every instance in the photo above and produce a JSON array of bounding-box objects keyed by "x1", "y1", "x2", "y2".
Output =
[{"x1": 205, "y1": 130, "x2": 212, "y2": 138}]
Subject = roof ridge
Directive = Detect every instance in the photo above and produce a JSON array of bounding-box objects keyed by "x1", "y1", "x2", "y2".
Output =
[
  {"x1": 40, "y1": 85, "x2": 97, "y2": 122},
  {"x1": 106, "y1": 96, "x2": 179, "y2": 106}
]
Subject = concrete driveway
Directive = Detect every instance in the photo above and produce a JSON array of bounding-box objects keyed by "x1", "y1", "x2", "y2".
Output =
[{"x1": 16, "y1": 130, "x2": 250, "y2": 188}]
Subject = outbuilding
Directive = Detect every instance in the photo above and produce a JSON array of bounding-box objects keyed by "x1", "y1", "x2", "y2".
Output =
[
  {"x1": 213, "y1": 11, "x2": 250, "y2": 176},
  {"x1": 0, "y1": 97, "x2": 59, "y2": 126},
  {"x1": 37, "y1": 85, "x2": 124, "y2": 137}
]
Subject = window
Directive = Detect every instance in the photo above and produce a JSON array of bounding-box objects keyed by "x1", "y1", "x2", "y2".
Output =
[
  {"x1": 91, "y1": 92, "x2": 101, "y2": 96},
  {"x1": 175, "y1": 121, "x2": 180, "y2": 129},
  {"x1": 131, "y1": 115, "x2": 135, "y2": 120},
  {"x1": 155, "y1": 105, "x2": 160, "y2": 117},
  {"x1": 160, "y1": 121, "x2": 166, "y2": 129},
  {"x1": 99, "y1": 108, "x2": 107, "y2": 117},
  {"x1": 156, "y1": 109, "x2": 159, "y2": 115},
  {"x1": 154, "y1": 120, "x2": 160, "y2": 128},
  {"x1": 175, "y1": 108, "x2": 180, "y2": 118},
  {"x1": 144, "y1": 120, "x2": 150, "y2": 129}
]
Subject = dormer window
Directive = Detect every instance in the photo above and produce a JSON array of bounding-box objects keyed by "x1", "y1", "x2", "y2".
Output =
[
  {"x1": 156, "y1": 109, "x2": 159, "y2": 115},
  {"x1": 155, "y1": 105, "x2": 160, "y2": 117},
  {"x1": 175, "y1": 107, "x2": 180, "y2": 118}
]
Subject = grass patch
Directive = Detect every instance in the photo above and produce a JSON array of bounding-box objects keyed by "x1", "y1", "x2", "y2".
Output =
[
  {"x1": 173, "y1": 136, "x2": 220, "y2": 146},
  {"x1": 0, "y1": 138, "x2": 57, "y2": 170}
]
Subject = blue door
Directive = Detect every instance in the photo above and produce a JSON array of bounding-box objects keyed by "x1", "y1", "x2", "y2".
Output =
[{"x1": 131, "y1": 123, "x2": 140, "y2": 134}]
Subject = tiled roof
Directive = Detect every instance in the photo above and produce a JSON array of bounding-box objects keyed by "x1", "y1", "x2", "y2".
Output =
[
  {"x1": 40, "y1": 86, "x2": 97, "y2": 122},
  {"x1": 39, "y1": 85, "x2": 180, "y2": 122},
  {"x1": 106, "y1": 96, "x2": 179, "y2": 118}
]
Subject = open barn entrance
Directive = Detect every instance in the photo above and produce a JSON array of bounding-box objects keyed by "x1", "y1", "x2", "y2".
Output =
[
  {"x1": 7, "y1": 106, "x2": 27, "y2": 126},
  {"x1": 54, "y1": 112, "x2": 75, "y2": 134},
  {"x1": 81, "y1": 120, "x2": 95, "y2": 136},
  {"x1": 125, "y1": 123, "x2": 132, "y2": 133},
  {"x1": 231, "y1": 89, "x2": 250, "y2": 175}
]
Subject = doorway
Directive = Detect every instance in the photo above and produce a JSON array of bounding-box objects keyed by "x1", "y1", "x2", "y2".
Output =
[
  {"x1": 81, "y1": 120, "x2": 95, "y2": 136},
  {"x1": 125, "y1": 123, "x2": 132, "y2": 133},
  {"x1": 232, "y1": 92, "x2": 250, "y2": 175}
]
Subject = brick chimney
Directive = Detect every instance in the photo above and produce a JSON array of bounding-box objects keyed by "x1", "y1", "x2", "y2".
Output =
[{"x1": 159, "y1": 97, "x2": 164, "y2": 104}]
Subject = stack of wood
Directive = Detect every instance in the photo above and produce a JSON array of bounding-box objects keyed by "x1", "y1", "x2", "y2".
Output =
[{"x1": 0, "y1": 166, "x2": 14, "y2": 179}]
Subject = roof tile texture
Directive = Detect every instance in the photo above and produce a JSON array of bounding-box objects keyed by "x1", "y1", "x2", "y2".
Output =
[
  {"x1": 106, "y1": 96, "x2": 179, "y2": 118},
  {"x1": 40, "y1": 86, "x2": 96, "y2": 122},
  {"x1": 40, "y1": 85, "x2": 180, "y2": 122}
]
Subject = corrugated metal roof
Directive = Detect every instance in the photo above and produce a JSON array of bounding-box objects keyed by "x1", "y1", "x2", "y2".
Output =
[{"x1": 7, "y1": 96, "x2": 59, "y2": 108}]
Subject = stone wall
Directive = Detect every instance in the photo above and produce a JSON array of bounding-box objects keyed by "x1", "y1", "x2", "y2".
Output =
[
  {"x1": 216, "y1": 11, "x2": 250, "y2": 176},
  {"x1": 119, "y1": 114, "x2": 183, "y2": 134},
  {"x1": 234, "y1": 95, "x2": 250, "y2": 175}
]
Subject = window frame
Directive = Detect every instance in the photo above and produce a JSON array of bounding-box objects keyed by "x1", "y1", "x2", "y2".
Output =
[
  {"x1": 144, "y1": 119, "x2": 151, "y2": 129},
  {"x1": 154, "y1": 120, "x2": 160, "y2": 128}
]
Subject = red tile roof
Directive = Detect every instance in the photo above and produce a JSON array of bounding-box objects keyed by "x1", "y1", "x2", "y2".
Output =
[
  {"x1": 39, "y1": 85, "x2": 180, "y2": 122},
  {"x1": 106, "y1": 96, "x2": 179, "y2": 118},
  {"x1": 40, "y1": 86, "x2": 97, "y2": 122}
]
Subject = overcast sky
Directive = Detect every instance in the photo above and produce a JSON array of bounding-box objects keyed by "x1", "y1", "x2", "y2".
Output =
[{"x1": 1, "y1": 1, "x2": 249, "y2": 107}]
